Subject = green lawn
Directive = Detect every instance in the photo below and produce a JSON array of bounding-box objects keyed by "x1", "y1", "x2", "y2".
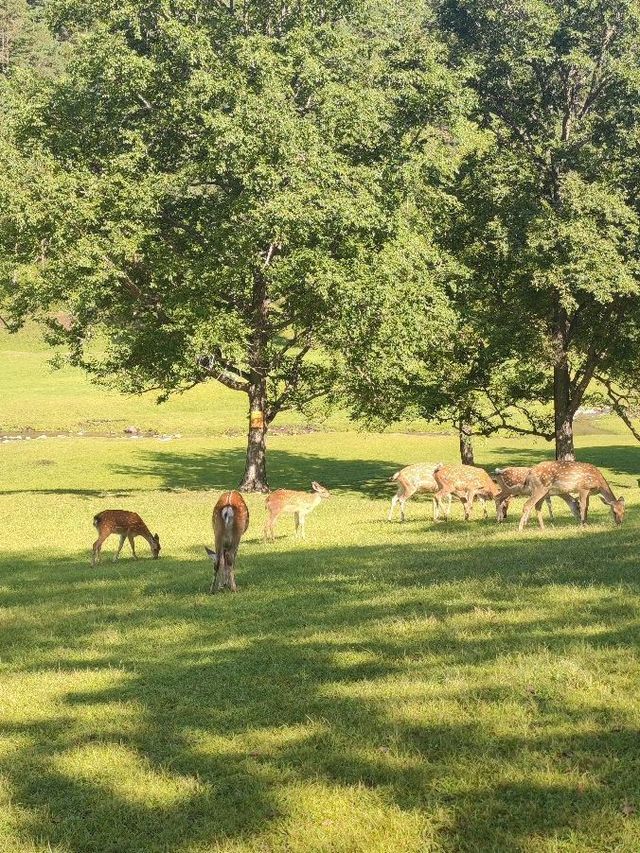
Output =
[{"x1": 1, "y1": 328, "x2": 640, "y2": 851}]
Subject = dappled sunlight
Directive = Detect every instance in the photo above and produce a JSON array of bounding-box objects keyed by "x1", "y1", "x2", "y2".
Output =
[{"x1": 1, "y1": 435, "x2": 640, "y2": 850}]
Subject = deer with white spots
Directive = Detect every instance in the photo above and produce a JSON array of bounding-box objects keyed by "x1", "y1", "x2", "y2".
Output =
[
  {"x1": 518, "y1": 461, "x2": 625, "y2": 531},
  {"x1": 388, "y1": 463, "x2": 451, "y2": 521},
  {"x1": 493, "y1": 466, "x2": 579, "y2": 523},
  {"x1": 264, "y1": 482, "x2": 330, "y2": 541},
  {"x1": 92, "y1": 510, "x2": 160, "y2": 566},
  {"x1": 433, "y1": 464, "x2": 501, "y2": 521}
]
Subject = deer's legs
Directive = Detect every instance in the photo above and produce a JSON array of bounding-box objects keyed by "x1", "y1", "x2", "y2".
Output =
[
  {"x1": 545, "y1": 496, "x2": 554, "y2": 521},
  {"x1": 578, "y1": 490, "x2": 590, "y2": 526},
  {"x1": 388, "y1": 494, "x2": 399, "y2": 521},
  {"x1": 128, "y1": 534, "x2": 138, "y2": 559},
  {"x1": 479, "y1": 496, "x2": 488, "y2": 520},
  {"x1": 226, "y1": 549, "x2": 238, "y2": 592},
  {"x1": 496, "y1": 493, "x2": 511, "y2": 522},
  {"x1": 535, "y1": 498, "x2": 546, "y2": 529},
  {"x1": 264, "y1": 513, "x2": 276, "y2": 542},
  {"x1": 434, "y1": 488, "x2": 452, "y2": 521},
  {"x1": 519, "y1": 487, "x2": 550, "y2": 531},
  {"x1": 112, "y1": 534, "x2": 127, "y2": 562},
  {"x1": 211, "y1": 551, "x2": 226, "y2": 594},
  {"x1": 444, "y1": 494, "x2": 452, "y2": 520},
  {"x1": 298, "y1": 513, "x2": 307, "y2": 539},
  {"x1": 558, "y1": 494, "x2": 580, "y2": 521},
  {"x1": 399, "y1": 497, "x2": 408, "y2": 522},
  {"x1": 92, "y1": 532, "x2": 110, "y2": 566},
  {"x1": 462, "y1": 490, "x2": 477, "y2": 521},
  {"x1": 432, "y1": 495, "x2": 440, "y2": 521}
]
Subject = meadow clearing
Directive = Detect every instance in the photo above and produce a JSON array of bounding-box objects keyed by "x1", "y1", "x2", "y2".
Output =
[{"x1": 1, "y1": 328, "x2": 640, "y2": 852}]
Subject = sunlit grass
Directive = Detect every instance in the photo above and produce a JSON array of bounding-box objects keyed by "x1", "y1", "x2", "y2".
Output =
[{"x1": 1, "y1": 426, "x2": 639, "y2": 851}]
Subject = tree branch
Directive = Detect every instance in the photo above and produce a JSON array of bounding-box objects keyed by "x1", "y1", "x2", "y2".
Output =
[
  {"x1": 596, "y1": 374, "x2": 640, "y2": 442},
  {"x1": 198, "y1": 354, "x2": 250, "y2": 391}
]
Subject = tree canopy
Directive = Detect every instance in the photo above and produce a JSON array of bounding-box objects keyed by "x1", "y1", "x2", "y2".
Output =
[
  {"x1": 2, "y1": 0, "x2": 640, "y2": 473},
  {"x1": 0, "y1": 0, "x2": 470, "y2": 486}
]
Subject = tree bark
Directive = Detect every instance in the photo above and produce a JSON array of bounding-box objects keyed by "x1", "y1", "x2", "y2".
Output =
[
  {"x1": 459, "y1": 420, "x2": 475, "y2": 465},
  {"x1": 552, "y1": 308, "x2": 575, "y2": 461},
  {"x1": 238, "y1": 382, "x2": 269, "y2": 492},
  {"x1": 238, "y1": 268, "x2": 271, "y2": 492}
]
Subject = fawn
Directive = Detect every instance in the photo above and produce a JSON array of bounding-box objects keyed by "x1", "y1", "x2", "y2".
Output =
[
  {"x1": 92, "y1": 510, "x2": 160, "y2": 566},
  {"x1": 264, "y1": 482, "x2": 330, "y2": 541},
  {"x1": 433, "y1": 464, "x2": 501, "y2": 521},
  {"x1": 493, "y1": 466, "x2": 579, "y2": 522},
  {"x1": 205, "y1": 490, "x2": 250, "y2": 593},
  {"x1": 388, "y1": 462, "x2": 452, "y2": 522},
  {"x1": 519, "y1": 461, "x2": 625, "y2": 531}
]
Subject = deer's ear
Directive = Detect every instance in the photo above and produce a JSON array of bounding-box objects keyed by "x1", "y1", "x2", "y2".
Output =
[
  {"x1": 312, "y1": 481, "x2": 321, "y2": 491},
  {"x1": 619, "y1": 496, "x2": 625, "y2": 507},
  {"x1": 204, "y1": 546, "x2": 216, "y2": 558}
]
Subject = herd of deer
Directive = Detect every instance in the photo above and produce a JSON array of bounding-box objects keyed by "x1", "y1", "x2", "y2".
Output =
[
  {"x1": 388, "y1": 460, "x2": 625, "y2": 530},
  {"x1": 91, "y1": 460, "x2": 624, "y2": 593}
]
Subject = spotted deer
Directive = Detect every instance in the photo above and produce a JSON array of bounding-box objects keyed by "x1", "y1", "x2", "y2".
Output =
[
  {"x1": 205, "y1": 491, "x2": 250, "y2": 593},
  {"x1": 493, "y1": 466, "x2": 579, "y2": 522},
  {"x1": 264, "y1": 482, "x2": 330, "y2": 541},
  {"x1": 387, "y1": 463, "x2": 451, "y2": 522},
  {"x1": 518, "y1": 461, "x2": 625, "y2": 531},
  {"x1": 92, "y1": 510, "x2": 160, "y2": 566},
  {"x1": 433, "y1": 464, "x2": 501, "y2": 521}
]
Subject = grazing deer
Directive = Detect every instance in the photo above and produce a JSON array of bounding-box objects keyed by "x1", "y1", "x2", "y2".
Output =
[
  {"x1": 388, "y1": 463, "x2": 452, "y2": 521},
  {"x1": 518, "y1": 461, "x2": 625, "y2": 531},
  {"x1": 205, "y1": 491, "x2": 250, "y2": 593},
  {"x1": 493, "y1": 466, "x2": 578, "y2": 522},
  {"x1": 433, "y1": 464, "x2": 501, "y2": 521},
  {"x1": 264, "y1": 482, "x2": 330, "y2": 541},
  {"x1": 92, "y1": 510, "x2": 160, "y2": 566}
]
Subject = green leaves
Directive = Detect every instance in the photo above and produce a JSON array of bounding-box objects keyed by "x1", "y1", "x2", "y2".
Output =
[{"x1": 0, "y1": 0, "x2": 467, "y2": 444}]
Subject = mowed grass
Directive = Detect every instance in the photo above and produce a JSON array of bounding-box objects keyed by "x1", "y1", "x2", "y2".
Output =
[{"x1": 1, "y1": 427, "x2": 640, "y2": 852}]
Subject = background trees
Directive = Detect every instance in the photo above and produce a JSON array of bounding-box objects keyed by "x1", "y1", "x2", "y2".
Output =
[
  {"x1": 2, "y1": 0, "x2": 640, "y2": 476},
  {"x1": 0, "y1": 0, "x2": 467, "y2": 489},
  {"x1": 438, "y1": 0, "x2": 640, "y2": 459}
]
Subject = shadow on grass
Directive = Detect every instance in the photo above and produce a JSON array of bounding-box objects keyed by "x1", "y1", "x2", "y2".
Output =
[
  {"x1": 1, "y1": 443, "x2": 636, "y2": 500},
  {"x1": 115, "y1": 442, "x2": 640, "y2": 495},
  {"x1": 115, "y1": 446, "x2": 411, "y2": 497},
  {"x1": 1, "y1": 522, "x2": 640, "y2": 851},
  {"x1": 490, "y1": 443, "x2": 639, "y2": 483}
]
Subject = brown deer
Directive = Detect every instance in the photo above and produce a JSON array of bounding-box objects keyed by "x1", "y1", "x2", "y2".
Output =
[
  {"x1": 92, "y1": 510, "x2": 160, "y2": 566},
  {"x1": 518, "y1": 461, "x2": 625, "y2": 531},
  {"x1": 264, "y1": 482, "x2": 330, "y2": 541},
  {"x1": 433, "y1": 464, "x2": 501, "y2": 521},
  {"x1": 493, "y1": 466, "x2": 579, "y2": 522},
  {"x1": 205, "y1": 491, "x2": 250, "y2": 593},
  {"x1": 388, "y1": 463, "x2": 452, "y2": 522}
]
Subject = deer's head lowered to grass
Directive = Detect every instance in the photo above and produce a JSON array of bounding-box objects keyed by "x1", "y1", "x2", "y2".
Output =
[{"x1": 205, "y1": 490, "x2": 250, "y2": 593}]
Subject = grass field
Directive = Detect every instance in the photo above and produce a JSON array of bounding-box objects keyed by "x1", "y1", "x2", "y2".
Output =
[{"x1": 1, "y1": 327, "x2": 640, "y2": 852}]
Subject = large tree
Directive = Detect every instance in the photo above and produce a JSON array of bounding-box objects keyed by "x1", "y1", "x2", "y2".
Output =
[
  {"x1": 436, "y1": 0, "x2": 640, "y2": 459},
  {"x1": 0, "y1": 0, "x2": 464, "y2": 489}
]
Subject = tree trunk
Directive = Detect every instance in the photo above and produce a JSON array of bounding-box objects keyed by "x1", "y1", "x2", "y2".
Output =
[
  {"x1": 554, "y1": 378, "x2": 575, "y2": 460},
  {"x1": 238, "y1": 383, "x2": 269, "y2": 492},
  {"x1": 459, "y1": 420, "x2": 475, "y2": 465},
  {"x1": 552, "y1": 308, "x2": 575, "y2": 461},
  {"x1": 238, "y1": 268, "x2": 271, "y2": 492}
]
